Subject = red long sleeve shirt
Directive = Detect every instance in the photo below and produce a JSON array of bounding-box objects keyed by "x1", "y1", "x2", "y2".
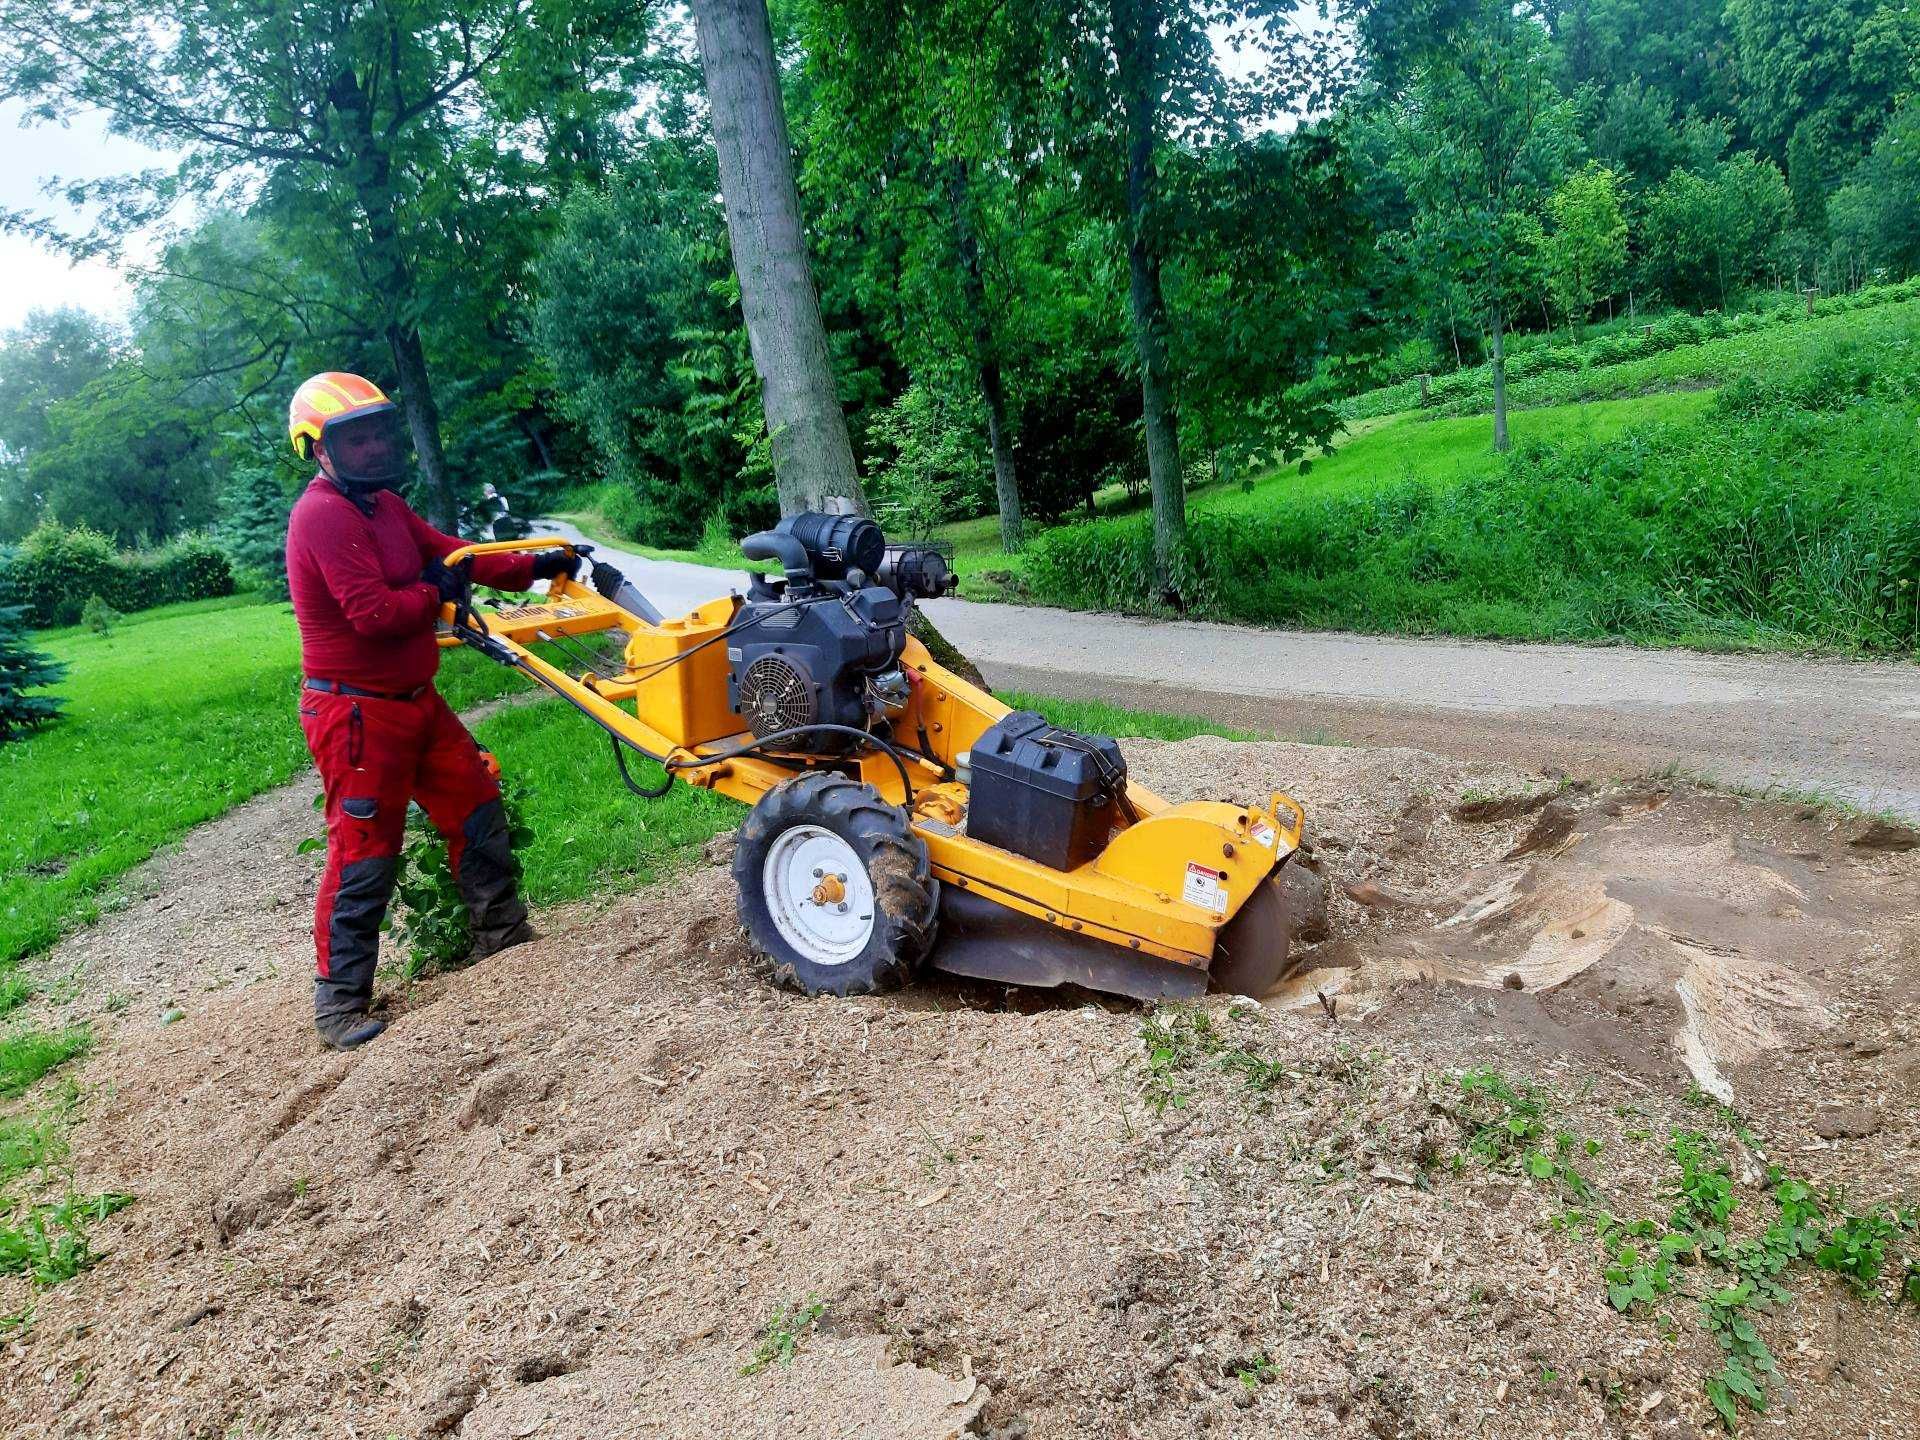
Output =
[{"x1": 286, "y1": 476, "x2": 536, "y2": 692}]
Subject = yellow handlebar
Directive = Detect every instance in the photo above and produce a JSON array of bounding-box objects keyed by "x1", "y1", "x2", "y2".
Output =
[{"x1": 441, "y1": 537, "x2": 577, "y2": 567}]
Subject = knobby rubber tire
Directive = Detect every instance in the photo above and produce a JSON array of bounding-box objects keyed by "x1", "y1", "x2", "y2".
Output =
[{"x1": 733, "y1": 772, "x2": 938, "y2": 996}]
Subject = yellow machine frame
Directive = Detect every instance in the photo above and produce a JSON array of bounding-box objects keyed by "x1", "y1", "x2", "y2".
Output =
[{"x1": 441, "y1": 539, "x2": 1304, "y2": 988}]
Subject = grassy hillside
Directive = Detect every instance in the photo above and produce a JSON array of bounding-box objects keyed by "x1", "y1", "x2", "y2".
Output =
[
  {"x1": 946, "y1": 293, "x2": 1920, "y2": 655},
  {"x1": 0, "y1": 597, "x2": 536, "y2": 980}
]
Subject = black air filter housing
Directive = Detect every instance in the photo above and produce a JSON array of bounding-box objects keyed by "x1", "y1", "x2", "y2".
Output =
[{"x1": 967, "y1": 711, "x2": 1127, "y2": 871}]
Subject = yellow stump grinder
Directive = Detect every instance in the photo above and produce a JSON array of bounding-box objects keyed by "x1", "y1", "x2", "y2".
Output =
[{"x1": 439, "y1": 515, "x2": 1304, "y2": 1001}]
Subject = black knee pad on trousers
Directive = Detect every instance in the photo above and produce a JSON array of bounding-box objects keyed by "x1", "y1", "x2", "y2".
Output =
[
  {"x1": 316, "y1": 854, "x2": 399, "y2": 1016},
  {"x1": 459, "y1": 798, "x2": 527, "y2": 939}
]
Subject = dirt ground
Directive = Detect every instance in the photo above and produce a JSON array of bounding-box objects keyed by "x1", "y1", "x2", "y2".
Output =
[{"x1": 5, "y1": 735, "x2": 1918, "y2": 1440}]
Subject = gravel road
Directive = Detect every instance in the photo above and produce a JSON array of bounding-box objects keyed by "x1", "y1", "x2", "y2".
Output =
[{"x1": 533, "y1": 521, "x2": 1920, "y2": 819}]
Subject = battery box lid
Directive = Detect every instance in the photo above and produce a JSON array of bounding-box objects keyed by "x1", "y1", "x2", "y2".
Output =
[{"x1": 971, "y1": 711, "x2": 1127, "y2": 801}]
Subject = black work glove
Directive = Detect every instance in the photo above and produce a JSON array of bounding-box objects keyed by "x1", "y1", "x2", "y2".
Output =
[
  {"x1": 422, "y1": 554, "x2": 472, "y2": 605},
  {"x1": 531, "y1": 550, "x2": 583, "y2": 583}
]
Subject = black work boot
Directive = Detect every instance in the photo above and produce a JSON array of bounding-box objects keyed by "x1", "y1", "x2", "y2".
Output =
[
  {"x1": 315, "y1": 1010, "x2": 387, "y2": 1050},
  {"x1": 470, "y1": 919, "x2": 537, "y2": 961}
]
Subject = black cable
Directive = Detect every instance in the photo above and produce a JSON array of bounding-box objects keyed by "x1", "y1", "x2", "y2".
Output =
[
  {"x1": 542, "y1": 629, "x2": 625, "y2": 681},
  {"x1": 668, "y1": 723, "x2": 916, "y2": 800},
  {"x1": 609, "y1": 732, "x2": 675, "y2": 798},
  {"x1": 620, "y1": 597, "x2": 815, "y2": 686}
]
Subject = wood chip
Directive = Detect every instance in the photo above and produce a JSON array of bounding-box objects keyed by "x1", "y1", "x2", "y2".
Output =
[
  {"x1": 633, "y1": 1073, "x2": 670, "y2": 1089},
  {"x1": 1639, "y1": 1389, "x2": 1665, "y2": 1416},
  {"x1": 913, "y1": 1185, "x2": 951, "y2": 1209}
]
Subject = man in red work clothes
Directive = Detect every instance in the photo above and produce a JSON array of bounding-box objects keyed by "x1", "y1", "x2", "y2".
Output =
[{"x1": 285, "y1": 372, "x2": 578, "y2": 1049}]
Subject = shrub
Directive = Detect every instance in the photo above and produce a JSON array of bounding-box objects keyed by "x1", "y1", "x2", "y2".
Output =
[
  {"x1": 80, "y1": 595, "x2": 121, "y2": 636},
  {"x1": 10, "y1": 524, "x2": 118, "y2": 627},
  {"x1": 218, "y1": 463, "x2": 296, "y2": 600},
  {"x1": 3, "y1": 524, "x2": 233, "y2": 627},
  {"x1": 1343, "y1": 278, "x2": 1920, "y2": 422},
  {"x1": 0, "y1": 604, "x2": 67, "y2": 743}
]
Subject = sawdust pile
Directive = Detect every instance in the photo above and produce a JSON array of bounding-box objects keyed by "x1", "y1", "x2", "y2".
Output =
[{"x1": 4, "y1": 738, "x2": 1918, "y2": 1440}]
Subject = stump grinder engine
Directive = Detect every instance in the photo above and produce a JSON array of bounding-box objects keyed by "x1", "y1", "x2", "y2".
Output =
[{"x1": 437, "y1": 515, "x2": 1304, "y2": 999}]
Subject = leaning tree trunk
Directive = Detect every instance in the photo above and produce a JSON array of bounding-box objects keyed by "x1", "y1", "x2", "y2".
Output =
[
  {"x1": 1114, "y1": 0, "x2": 1185, "y2": 602},
  {"x1": 328, "y1": 67, "x2": 460, "y2": 530},
  {"x1": 691, "y1": 0, "x2": 867, "y2": 517},
  {"x1": 947, "y1": 160, "x2": 1022, "y2": 553}
]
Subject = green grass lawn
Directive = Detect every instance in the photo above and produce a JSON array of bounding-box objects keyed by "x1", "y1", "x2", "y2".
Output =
[
  {"x1": 940, "y1": 390, "x2": 1714, "y2": 597},
  {"x1": 1477, "y1": 296, "x2": 1920, "y2": 414},
  {"x1": 998, "y1": 690, "x2": 1259, "y2": 742},
  {"x1": 0, "y1": 595, "x2": 530, "y2": 982},
  {"x1": 1208, "y1": 391, "x2": 1712, "y2": 519}
]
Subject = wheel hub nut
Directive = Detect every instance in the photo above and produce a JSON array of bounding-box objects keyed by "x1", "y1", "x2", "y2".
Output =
[{"x1": 811, "y1": 874, "x2": 847, "y2": 906}]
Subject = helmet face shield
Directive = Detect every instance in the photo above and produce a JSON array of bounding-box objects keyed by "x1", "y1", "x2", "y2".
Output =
[{"x1": 317, "y1": 406, "x2": 410, "y2": 490}]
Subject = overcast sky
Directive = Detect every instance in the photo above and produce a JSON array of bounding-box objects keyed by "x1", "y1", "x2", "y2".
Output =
[{"x1": 0, "y1": 101, "x2": 173, "y2": 332}]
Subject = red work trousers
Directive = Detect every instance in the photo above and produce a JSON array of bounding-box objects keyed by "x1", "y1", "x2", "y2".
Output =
[{"x1": 297, "y1": 684, "x2": 525, "y2": 1017}]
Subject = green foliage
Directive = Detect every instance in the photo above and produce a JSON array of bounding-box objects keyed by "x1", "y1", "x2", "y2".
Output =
[
  {"x1": 218, "y1": 462, "x2": 298, "y2": 601},
  {"x1": 0, "y1": 1190, "x2": 133, "y2": 1287},
  {"x1": 530, "y1": 143, "x2": 764, "y2": 549},
  {"x1": 79, "y1": 595, "x2": 120, "y2": 636},
  {"x1": 383, "y1": 779, "x2": 533, "y2": 981},
  {"x1": 1542, "y1": 164, "x2": 1629, "y2": 328},
  {"x1": 1029, "y1": 322, "x2": 1920, "y2": 653},
  {"x1": 1137, "y1": 1006, "x2": 1289, "y2": 1115},
  {"x1": 866, "y1": 384, "x2": 992, "y2": 540},
  {"x1": 1828, "y1": 100, "x2": 1920, "y2": 280},
  {"x1": 1639, "y1": 155, "x2": 1794, "y2": 309},
  {"x1": 1813, "y1": 1210, "x2": 1900, "y2": 1292},
  {"x1": 741, "y1": 1295, "x2": 827, "y2": 1375},
  {"x1": 384, "y1": 819, "x2": 474, "y2": 981},
  {"x1": 0, "y1": 603, "x2": 67, "y2": 743},
  {"x1": 2, "y1": 522, "x2": 233, "y2": 629},
  {"x1": 1472, "y1": 1080, "x2": 1920, "y2": 1434},
  {"x1": 0, "y1": 1026, "x2": 90, "y2": 1097}
]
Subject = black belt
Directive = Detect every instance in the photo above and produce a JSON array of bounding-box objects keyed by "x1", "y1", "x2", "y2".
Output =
[{"x1": 304, "y1": 678, "x2": 428, "y2": 702}]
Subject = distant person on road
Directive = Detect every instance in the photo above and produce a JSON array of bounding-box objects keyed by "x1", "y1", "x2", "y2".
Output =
[{"x1": 283, "y1": 372, "x2": 581, "y2": 1050}]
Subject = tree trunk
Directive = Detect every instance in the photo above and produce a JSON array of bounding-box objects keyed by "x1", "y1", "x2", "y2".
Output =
[
  {"x1": 326, "y1": 67, "x2": 459, "y2": 530},
  {"x1": 522, "y1": 415, "x2": 556, "y2": 473},
  {"x1": 387, "y1": 326, "x2": 459, "y2": 530},
  {"x1": 1490, "y1": 305, "x2": 1510, "y2": 453},
  {"x1": 1113, "y1": 0, "x2": 1184, "y2": 602},
  {"x1": 946, "y1": 160, "x2": 1022, "y2": 553},
  {"x1": 691, "y1": 0, "x2": 866, "y2": 518}
]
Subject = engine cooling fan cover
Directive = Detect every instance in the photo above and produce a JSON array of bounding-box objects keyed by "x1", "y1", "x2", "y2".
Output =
[{"x1": 739, "y1": 653, "x2": 818, "y2": 737}]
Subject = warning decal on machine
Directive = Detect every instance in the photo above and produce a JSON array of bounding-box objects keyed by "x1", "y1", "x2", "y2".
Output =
[
  {"x1": 1250, "y1": 817, "x2": 1278, "y2": 849},
  {"x1": 1183, "y1": 861, "x2": 1229, "y2": 914}
]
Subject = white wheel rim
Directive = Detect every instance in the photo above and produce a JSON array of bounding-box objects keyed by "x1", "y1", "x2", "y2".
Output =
[{"x1": 762, "y1": 825, "x2": 877, "y2": 966}]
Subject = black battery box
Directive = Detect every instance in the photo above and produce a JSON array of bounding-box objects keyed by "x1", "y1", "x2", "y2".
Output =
[{"x1": 967, "y1": 710, "x2": 1127, "y2": 871}]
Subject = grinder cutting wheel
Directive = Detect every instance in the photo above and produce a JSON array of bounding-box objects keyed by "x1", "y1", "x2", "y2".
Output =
[{"x1": 436, "y1": 511, "x2": 1306, "y2": 1001}]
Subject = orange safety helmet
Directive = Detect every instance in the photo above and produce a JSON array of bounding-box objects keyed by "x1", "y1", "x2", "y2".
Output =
[{"x1": 288, "y1": 372, "x2": 410, "y2": 491}]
